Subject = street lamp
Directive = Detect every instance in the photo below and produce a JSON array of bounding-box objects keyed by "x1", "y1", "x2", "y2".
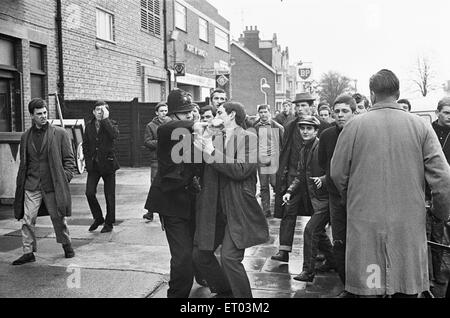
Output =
[{"x1": 260, "y1": 78, "x2": 270, "y2": 105}]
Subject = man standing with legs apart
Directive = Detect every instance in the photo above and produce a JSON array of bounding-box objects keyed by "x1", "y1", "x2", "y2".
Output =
[
  {"x1": 193, "y1": 102, "x2": 269, "y2": 298},
  {"x1": 83, "y1": 101, "x2": 120, "y2": 233},
  {"x1": 13, "y1": 98, "x2": 76, "y2": 265},
  {"x1": 331, "y1": 69, "x2": 450, "y2": 297},
  {"x1": 318, "y1": 94, "x2": 356, "y2": 297}
]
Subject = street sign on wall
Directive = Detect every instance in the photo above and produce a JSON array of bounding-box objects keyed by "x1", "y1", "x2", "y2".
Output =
[
  {"x1": 174, "y1": 63, "x2": 185, "y2": 76},
  {"x1": 215, "y1": 74, "x2": 230, "y2": 97}
]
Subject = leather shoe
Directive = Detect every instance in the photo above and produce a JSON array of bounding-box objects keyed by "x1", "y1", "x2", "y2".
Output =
[
  {"x1": 271, "y1": 250, "x2": 289, "y2": 262},
  {"x1": 336, "y1": 290, "x2": 357, "y2": 298},
  {"x1": 316, "y1": 260, "x2": 336, "y2": 273},
  {"x1": 100, "y1": 224, "x2": 113, "y2": 233},
  {"x1": 12, "y1": 253, "x2": 35, "y2": 265},
  {"x1": 294, "y1": 271, "x2": 315, "y2": 282},
  {"x1": 143, "y1": 212, "x2": 154, "y2": 221},
  {"x1": 63, "y1": 244, "x2": 75, "y2": 258},
  {"x1": 88, "y1": 219, "x2": 104, "y2": 232}
]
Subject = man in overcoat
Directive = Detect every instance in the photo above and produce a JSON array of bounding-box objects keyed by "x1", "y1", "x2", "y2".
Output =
[
  {"x1": 83, "y1": 100, "x2": 120, "y2": 233},
  {"x1": 193, "y1": 102, "x2": 269, "y2": 298},
  {"x1": 13, "y1": 98, "x2": 76, "y2": 265},
  {"x1": 331, "y1": 69, "x2": 450, "y2": 297}
]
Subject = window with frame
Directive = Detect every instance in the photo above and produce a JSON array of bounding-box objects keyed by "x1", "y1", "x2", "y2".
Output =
[
  {"x1": 96, "y1": 8, "x2": 114, "y2": 42},
  {"x1": 214, "y1": 28, "x2": 228, "y2": 52},
  {"x1": 175, "y1": 2, "x2": 186, "y2": 31},
  {"x1": 141, "y1": 0, "x2": 161, "y2": 37},
  {"x1": 199, "y1": 17, "x2": 208, "y2": 42},
  {"x1": 30, "y1": 44, "x2": 46, "y2": 99}
]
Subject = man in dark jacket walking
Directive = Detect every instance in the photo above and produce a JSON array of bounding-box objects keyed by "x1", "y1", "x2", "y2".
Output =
[
  {"x1": 13, "y1": 98, "x2": 76, "y2": 265},
  {"x1": 142, "y1": 102, "x2": 171, "y2": 221},
  {"x1": 83, "y1": 100, "x2": 120, "y2": 233},
  {"x1": 274, "y1": 100, "x2": 295, "y2": 128}
]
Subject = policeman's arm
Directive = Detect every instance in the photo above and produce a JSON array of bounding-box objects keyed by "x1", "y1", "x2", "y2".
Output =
[{"x1": 144, "y1": 124, "x2": 157, "y2": 150}]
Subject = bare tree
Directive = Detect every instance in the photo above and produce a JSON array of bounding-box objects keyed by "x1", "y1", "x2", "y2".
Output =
[
  {"x1": 318, "y1": 71, "x2": 354, "y2": 105},
  {"x1": 412, "y1": 56, "x2": 436, "y2": 97}
]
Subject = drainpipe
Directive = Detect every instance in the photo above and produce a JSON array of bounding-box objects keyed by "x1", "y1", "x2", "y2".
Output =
[
  {"x1": 56, "y1": 0, "x2": 65, "y2": 108},
  {"x1": 163, "y1": 0, "x2": 171, "y2": 92}
]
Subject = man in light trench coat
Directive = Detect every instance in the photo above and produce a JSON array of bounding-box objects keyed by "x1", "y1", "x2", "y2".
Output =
[{"x1": 331, "y1": 69, "x2": 450, "y2": 297}]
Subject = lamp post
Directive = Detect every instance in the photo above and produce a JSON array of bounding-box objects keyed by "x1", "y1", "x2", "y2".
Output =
[{"x1": 260, "y1": 78, "x2": 270, "y2": 105}]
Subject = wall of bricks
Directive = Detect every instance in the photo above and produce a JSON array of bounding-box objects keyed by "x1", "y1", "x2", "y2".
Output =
[
  {"x1": 0, "y1": 0, "x2": 59, "y2": 130},
  {"x1": 230, "y1": 44, "x2": 275, "y2": 116},
  {"x1": 61, "y1": 0, "x2": 166, "y2": 102}
]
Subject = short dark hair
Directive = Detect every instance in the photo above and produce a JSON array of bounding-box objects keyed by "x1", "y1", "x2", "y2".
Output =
[
  {"x1": 28, "y1": 98, "x2": 47, "y2": 114},
  {"x1": 210, "y1": 88, "x2": 227, "y2": 99},
  {"x1": 397, "y1": 98, "x2": 411, "y2": 111},
  {"x1": 257, "y1": 104, "x2": 270, "y2": 112},
  {"x1": 369, "y1": 69, "x2": 400, "y2": 98},
  {"x1": 352, "y1": 93, "x2": 369, "y2": 108},
  {"x1": 437, "y1": 97, "x2": 450, "y2": 112},
  {"x1": 318, "y1": 105, "x2": 331, "y2": 114},
  {"x1": 334, "y1": 94, "x2": 357, "y2": 112},
  {"x1": 199, "y1": 105, "x2": 216, "y2": 116},
  {"x1": 223, "y1": 102, "x2": 246, "y2": 128},
  {"x1": 94, "y1": 100, "x2": 109, "y2": 110},
  {"x1": 155, "y1": 102, "x2": 168, "y2": 112}
]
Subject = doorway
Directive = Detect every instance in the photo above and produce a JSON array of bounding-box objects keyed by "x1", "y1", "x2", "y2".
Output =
[{"x1": 0, "y1": 79, "x2": 11, "y2": 132}]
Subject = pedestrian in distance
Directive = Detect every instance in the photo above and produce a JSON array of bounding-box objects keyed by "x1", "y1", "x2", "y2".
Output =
[
  {"x1": 83, "y1": 100, "x2": 120, "y2": 233},
  {"x1": 12, "y1": 98, "x2": 76, "y2": 265},
  {"x1": 143, "y1": 102, "x2": 171, "y2": 222}
]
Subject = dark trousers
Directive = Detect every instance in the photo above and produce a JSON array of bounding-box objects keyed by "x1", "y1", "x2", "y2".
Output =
[
  {"x1": 302, "y1": 210, "x2": 334, "y2": 273},
  {"x1": 162, "y1": 215, "x2": 195, "y2": 298},
  {"x1": 279, "y1": 185, "x2": 313, "y2": 251},
  {"x1": 329, "y1": 192, "x2": 346, "y2": 284},
  {"x1": 85, "y1": 168, "x2": 116, "y2": 225},
  {"x1": 258, "y1": 168, "x2": 276, "y2": 214},
  {"x1": 426, "y1": 210, "x2": 445, "y2": 282},
  {"x1": 193, "y1": 210, "x2": 252, "y2": 298}
]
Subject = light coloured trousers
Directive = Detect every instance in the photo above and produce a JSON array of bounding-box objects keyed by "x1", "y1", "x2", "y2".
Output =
[{"x1": 21, "y1": 190, "x2": 71, "y2": 253}]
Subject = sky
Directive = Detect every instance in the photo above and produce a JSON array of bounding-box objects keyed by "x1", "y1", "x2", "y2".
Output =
[{"x1": 208, "y1": 0, "x2": 450, "y2": 100}]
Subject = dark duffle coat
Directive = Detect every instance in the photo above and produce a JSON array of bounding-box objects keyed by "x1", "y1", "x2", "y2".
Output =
[
  {"x1": 194, "y1": 126, "x2": 270, "y2": 251},
  {"x1": 14, "y1": 124, "x2": 76, "y2": 220}
]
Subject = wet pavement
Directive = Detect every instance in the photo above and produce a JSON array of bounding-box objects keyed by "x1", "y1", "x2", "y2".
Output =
[{"x1": 0, "y1": 168, "x2": 447, "y2": 298}]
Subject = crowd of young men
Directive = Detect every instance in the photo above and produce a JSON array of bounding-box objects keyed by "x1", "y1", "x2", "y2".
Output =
[{"x1": 11, "y1": 70, "x2": 450, "y2": 298}]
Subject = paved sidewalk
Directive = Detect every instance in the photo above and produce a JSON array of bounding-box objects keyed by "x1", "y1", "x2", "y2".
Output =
[{"x1": 4, "y1": 168, "x2": 446, "y2": 298}]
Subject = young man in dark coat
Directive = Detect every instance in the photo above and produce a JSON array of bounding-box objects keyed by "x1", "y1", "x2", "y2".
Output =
[
  {"x1": 144, "y1": 89, "x2": 201, "y2": 298},
  {"x1": 317, "y1": 94, "x2": 356, "y2": 297},
  {"x1": 83, "y1": 100, "x2": 120, "y2": 233},
  {"x1": 142, "y1": 102, "x2": 171, "y2": 221},
  {"x1": 274, "y1": 100, "x2": 295, "y2": 128},
  {"x1": 192, "y1": 102, "x2": 269, "y2": 298},
  {"x1": 271, "y1": 92, "x2": 331, "y2": 262},
  {"x1": 13, "y1": 98, "x2": 76, "y2": 265}
]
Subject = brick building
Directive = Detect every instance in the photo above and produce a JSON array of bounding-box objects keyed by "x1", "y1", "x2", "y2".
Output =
[
  {"x1": 166, "y1": 0, "x2": 230, "y2": 102},
  {"x1": 230, "y1": 40, "x2": 275, "y2": 116},
  {"x1": 233, "y1": 26, "x2": 291, "y2": 113}
]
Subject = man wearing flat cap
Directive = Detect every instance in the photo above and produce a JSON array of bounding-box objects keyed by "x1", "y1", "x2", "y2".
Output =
[{"x1": 271, "y1": 92, "x2": 331, "y2": 262}]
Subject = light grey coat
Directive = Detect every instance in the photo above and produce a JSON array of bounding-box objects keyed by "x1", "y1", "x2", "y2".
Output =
[{"x1": 331, "y1": 102, "x2": 450, "y2": 296}]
